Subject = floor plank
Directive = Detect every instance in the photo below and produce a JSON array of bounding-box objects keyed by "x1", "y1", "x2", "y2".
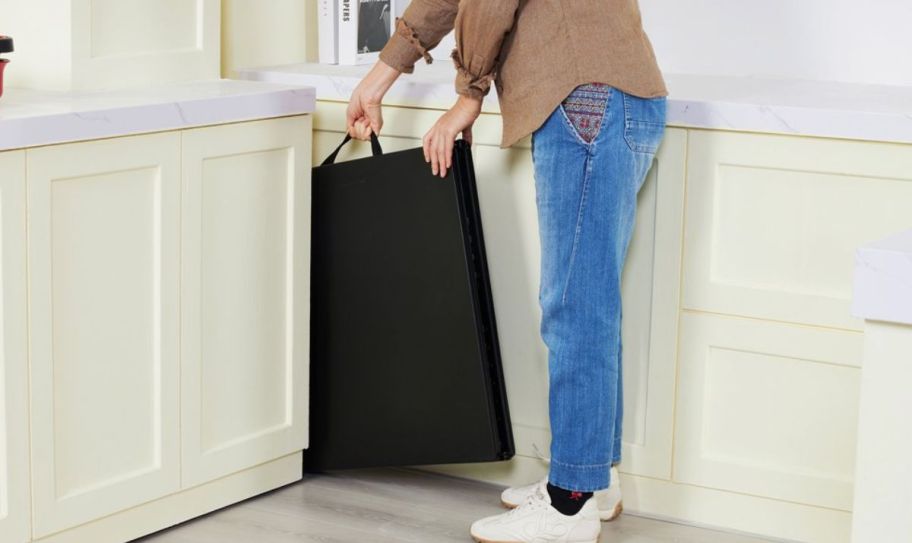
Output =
[{"x1": 135, "y1": 468, "x2": 779, "y2": 543}]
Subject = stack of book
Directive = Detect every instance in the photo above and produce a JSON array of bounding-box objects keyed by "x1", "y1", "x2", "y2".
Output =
[{"x1": 319, "y1": 0, "x2": 396, "y2": 65}]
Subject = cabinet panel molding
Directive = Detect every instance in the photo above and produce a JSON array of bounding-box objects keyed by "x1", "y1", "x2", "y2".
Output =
[
  {"x1": 0, "y1": 0, "x2": 219, "y2": 91},
  {"x1": 0, "y1": 151, "x2": 30, "y2": 543},
  {"x1": 181, "y1": 116, "x2": 311, "y2": 487},
  {"x1": 27, "y1": 133, "x2": 182, "y2": 537},
  {"x1": 673, "y1": 311, "x2": 863, "y2": 510}
]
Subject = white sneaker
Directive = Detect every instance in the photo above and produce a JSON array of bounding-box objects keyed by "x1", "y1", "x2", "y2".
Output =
[
  {"x1": 501, "y1": 465, "x2": 623, "y2": 522},
  {"x1": 471, "y1": 479, "x2": 601, "y2": 543}
]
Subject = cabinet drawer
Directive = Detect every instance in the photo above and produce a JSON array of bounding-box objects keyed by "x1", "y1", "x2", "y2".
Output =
[
  {"x1": 682, "y1": 130, "x2": 912, "y2": 330},
  {"x1": 673, "y1": 310, "x2": 863, "y2": 510}
]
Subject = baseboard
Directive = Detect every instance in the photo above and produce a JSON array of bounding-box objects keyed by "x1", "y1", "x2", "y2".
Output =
[{"x1": 35, "y1": 453, "x2": 303, "y2": 543}]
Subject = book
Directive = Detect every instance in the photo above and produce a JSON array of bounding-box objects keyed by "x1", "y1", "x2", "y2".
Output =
[
  {"x1": 318, "y1": 0, "x2": 338, "y2": 64},
  {"x1": 338, "y1": 0, "x2": 395, "y2": 65},
  {"x1": 337, "y1": 0, "x2": 357, "y2": 65}
]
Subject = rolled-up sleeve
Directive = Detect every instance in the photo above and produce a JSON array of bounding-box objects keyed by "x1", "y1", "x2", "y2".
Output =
[
  {"x1": 378, "y1": 0, "x2": 459, "y2": 74},
  {"x1": 452, "y1": 0, "x2": 520, "y2": 99}
]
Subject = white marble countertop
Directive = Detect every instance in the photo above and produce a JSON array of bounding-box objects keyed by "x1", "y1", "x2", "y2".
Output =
[
  {"x1": 852, "y1": 229, "x2": 912, "y2": 326},
  {"x1": 239, "y1": 62, "x2": 912, "y2": 145},
  {"x1": 0, "y1": 79, "x2": 316, "y2": 151}
]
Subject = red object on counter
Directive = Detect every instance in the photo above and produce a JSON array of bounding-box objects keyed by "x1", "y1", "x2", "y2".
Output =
[
  {"x1": 0, "y1": 35, "x2": 13, "y2": 99},
  {"x1": 0, "y1": 60, "x2": 7, "y2": 98}
]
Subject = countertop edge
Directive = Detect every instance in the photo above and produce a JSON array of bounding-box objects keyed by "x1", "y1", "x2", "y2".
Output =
[
  {"x1": 0, "y1": 81, "x2": 317, "y2": 152},
  {"x1": 238, "y1": 64, "x2": 912, "y2": 147}
]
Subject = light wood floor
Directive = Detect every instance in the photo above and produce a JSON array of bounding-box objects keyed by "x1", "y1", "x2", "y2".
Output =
[{"x1": 135, "y1": 468, "x2": 779, "y2": 543}]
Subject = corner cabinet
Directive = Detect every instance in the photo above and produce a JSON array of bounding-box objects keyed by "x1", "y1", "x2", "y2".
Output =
[
  {"x1": 0, "y1": 151, "x2": 29, "y2": 543},
  {"x1": 18, "y1": 115, "x2": 311, "y2": 543},
  {"x1": 180, "y1": 117, "x2": 311, "y2": 488}
]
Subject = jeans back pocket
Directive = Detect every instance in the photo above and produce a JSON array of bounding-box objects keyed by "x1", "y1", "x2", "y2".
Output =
[{"x1": 622, "y1": 91, "x2": 667, "y2": 155}]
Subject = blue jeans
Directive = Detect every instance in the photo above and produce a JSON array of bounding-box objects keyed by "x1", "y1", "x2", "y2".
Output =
[{"x1": 531, "y1": 84, "x2": 667, "y2": 492}]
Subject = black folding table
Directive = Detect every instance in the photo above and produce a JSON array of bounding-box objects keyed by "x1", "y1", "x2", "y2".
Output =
[{"x1": 305, "y1": 136, "x2": 514, "y2": 470}]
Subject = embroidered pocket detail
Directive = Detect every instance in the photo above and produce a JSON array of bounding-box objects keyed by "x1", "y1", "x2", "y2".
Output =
[{"x1": 560, "y1": 83, "x2": 612, "y2": 143}]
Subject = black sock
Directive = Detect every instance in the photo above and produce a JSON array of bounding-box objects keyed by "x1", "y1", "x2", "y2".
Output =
[{"x1": 546, "y1": 482, "x2": 593, "y2": 516}]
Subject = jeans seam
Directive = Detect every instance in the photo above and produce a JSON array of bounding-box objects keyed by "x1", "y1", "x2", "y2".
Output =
[
  {"x1": 560, "y1": 151, "x2": 593, "y2": 305},
  {"x1": 557, "y1": 102, "x2": 593, "y2": 147},
  {"x1": 558, "y1": 88, "x2": 614, "y2": 305}
]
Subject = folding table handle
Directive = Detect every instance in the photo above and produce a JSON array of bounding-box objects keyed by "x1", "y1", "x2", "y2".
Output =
[{"x1": 321, "y1": 131, "x2": 384, "y2": 166}]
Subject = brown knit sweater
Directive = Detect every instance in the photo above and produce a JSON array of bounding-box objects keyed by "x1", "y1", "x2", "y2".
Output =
[{"x1": 379, "y1": 0, "x2": 669, "y2": 149}]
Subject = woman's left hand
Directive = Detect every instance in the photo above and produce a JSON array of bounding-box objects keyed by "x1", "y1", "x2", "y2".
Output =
[{"x1": 423, "y1": 95, "x2": 482, "y2": 178}]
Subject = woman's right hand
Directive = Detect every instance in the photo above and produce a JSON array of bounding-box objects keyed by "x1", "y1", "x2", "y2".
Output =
[{"x1": 347, "y1": 61, "x2": 401, "y2": 140}]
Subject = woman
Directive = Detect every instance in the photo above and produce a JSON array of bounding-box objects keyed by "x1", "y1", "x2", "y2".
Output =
[{"x1": 347, "y1": 1, "x2": 668, "y2": 541}]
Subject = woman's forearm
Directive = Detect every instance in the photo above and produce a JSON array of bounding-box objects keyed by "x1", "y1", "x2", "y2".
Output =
[{"x1": 362, "y1": 60, "x2": 402, "y2": 102}]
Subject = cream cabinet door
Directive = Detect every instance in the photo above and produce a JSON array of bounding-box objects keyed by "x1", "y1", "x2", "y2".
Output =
[
  {"x1": 69, "y1": 0, "x2": 220, "y2": 90},
  {"x1": 673, "y1": 311, "x2": 863, "y2": 511},
  {"x1": 0, "y1": 151, "x2": 29, "y2": 543},
  {"x1": 314, "y1": 103, "x2": 683, "y2": 481},
  {"x1": 27, "y1": 133, "x2": 182, "y2": 537},
  {"x1": 682, "y1": 130, "x2": 912, "y2": 331},
  {"x1": 181, "y1": 116, "x2": 311, "y2": 488}
]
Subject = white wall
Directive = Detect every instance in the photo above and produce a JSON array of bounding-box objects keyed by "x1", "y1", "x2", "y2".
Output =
[
  {"x1": 404, "y1": 0, "x2": 912, "y2": 88},
  {"x1": 640, "y1": 0, "x2": 912, "y2": 86},
  {"x1": 282, "y1": 1, "x2": 911, "y2": 88}
]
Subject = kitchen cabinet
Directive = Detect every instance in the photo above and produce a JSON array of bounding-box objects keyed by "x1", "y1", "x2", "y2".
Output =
[
  {"x1": 27, "y1": 133, "x2": 183, "y2": 537},
  {"x1": 0, "y1": 0, "x2": 219, "y2": 91},
  {"x1": 19, "y1": 117, "x2": 312, "y2": 542},
  {"x1": 851, "y1": 258, "x2": 912, "y2": 542},
  {"x1": 0, "y1": 76, "x2": 313, "y2": 542},
  {"x1": 180, "y1": 116, "x2": 311, "y2": 487},
  {"x1": 0, "y1": 151, "x2": 29, "y2": 543},
  {"x1": 672, "y1": 129, "x2": 912, "y2": 531},
  {"x1": 312, "y1": 103, "x2": 685, "y2": 482}
]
